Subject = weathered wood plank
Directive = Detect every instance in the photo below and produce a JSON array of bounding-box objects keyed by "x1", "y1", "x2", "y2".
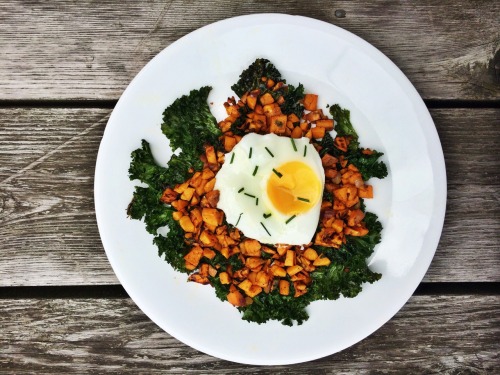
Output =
[
  {"x1": 0, "y1": 0, "x2": 498, "y2": 101},
  {"x1": 0, "y1": 108, "x2": 498, "y2": 285},
  {"x1": 0, "y1": 295, "x2": 498, "y2": 372}
]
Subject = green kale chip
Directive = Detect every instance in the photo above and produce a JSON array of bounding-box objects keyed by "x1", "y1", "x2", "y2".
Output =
[
  {"x1": 310, "y1": 212, "x2": 382, "y2": 300},
  {"x1": 329, "y1": 104, "x2": 359, "y2": 149},
  {"x1": 129, "y1": 140, "x2": 171, "y2": 191},
  {"x1": 129, "y1": 86, "x2": 221, "y2": 274},
  {"x1": 280, "y1": 83, "x2": 305, "y2": 118},
  {"x1": 231, "y1": 58, "x2": 283, "y2": 97},
  {"x1": 161, "y1": 86, "x2": 220, "y2": 168},
  {"x1": 239, "y1": 289, "x2": 311, "y2": 326},
  {"x1": 346, "y1": 149, "x2": 388, "y2": 180}
]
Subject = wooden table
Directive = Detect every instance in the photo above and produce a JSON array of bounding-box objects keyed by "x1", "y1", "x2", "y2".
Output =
[{"x1": 1, "y1": 1, "x2": 499, "y2": 372}]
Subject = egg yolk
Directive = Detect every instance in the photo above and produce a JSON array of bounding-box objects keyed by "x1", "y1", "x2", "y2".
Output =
[{"x1": 267, "y1": 161, "x2": 322, "y2": 215}]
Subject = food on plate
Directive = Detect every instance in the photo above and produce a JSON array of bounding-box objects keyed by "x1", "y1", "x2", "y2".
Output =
[{"x1": 127, "y1": 58, "x2": 388, "y2": 325}]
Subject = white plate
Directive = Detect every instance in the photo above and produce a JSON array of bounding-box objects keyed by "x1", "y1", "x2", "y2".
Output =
[{"x1": 94, "y1": 14, "x2": 446, "y2": 365}]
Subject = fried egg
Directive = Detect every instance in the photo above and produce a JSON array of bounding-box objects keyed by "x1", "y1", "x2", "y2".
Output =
[{"x1": 214, "y1": 133, "x2": 325, "y2": 245}]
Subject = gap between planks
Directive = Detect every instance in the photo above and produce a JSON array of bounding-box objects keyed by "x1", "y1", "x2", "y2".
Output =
[
  {"x1": 0, "y1": 282, "x2": 499, "y2": 300},
  {"x1": 0, "y1": 99, "x2": 499, "y2": 109}
]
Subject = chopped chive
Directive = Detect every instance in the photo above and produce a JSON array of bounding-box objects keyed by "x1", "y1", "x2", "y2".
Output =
[
  {"x1": 230, "y1": 153, "x2": 235, "y2": 164},
  {"x1": 298, "y1": 197, "x2": 310, "y2": 202},
  {"x1": 303, "y1": 145, "x2": 307, "y2": 157},
  {"x1": 272, "y1": 168, "x2": 283, "y2": 178},
  {"x1": 249, "y1": 147, "x2": 253, "y2": 158},
  {"x1": 235, "y1": 213, "x2": 243, "y2": 226},
  {"x1": 265, "y1": 147, "x2": 274, "y2": 157},
  {"x1": 255, "y1": 197, "x2": 259, "y2": 206},
  {"x1": 285, "y1": 215, "x2": 297, "y2": 224},
  {"x1": 263, "y1": 213, "x2": 272, "y2": 219},
  {"x1": 252, "y1": 166, "x2": 259, "y2": 176},
  {"x1": 260, "y1": 222, "x2": 271, "y2": 236},
  {"x1": 244, "y1": 193, "x2": 256, "y2": 198},
  {"x1": 291, "y1": 138, "x2": 297, "y2": 152},
  {"x1": 238, "y1": 187, "x2": 244, "y2": 193}
]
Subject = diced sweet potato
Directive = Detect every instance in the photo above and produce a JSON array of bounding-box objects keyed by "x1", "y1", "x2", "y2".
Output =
[
  {"x1": 179, "y1": 216, "x2": 196, "y2": 233},
  {"x1": 284, "y1": 250, "x2": 296, "y2": 267},
  {"x1": 259, "y1": 92, "x2": 275, "y2": 105},
  {"x1": 263, "y1": 103, "x2": 282, "y2": 117},
  {"x1": 240, "y1": 239, "x2": 261, "y2": 257},
  {"x1": 238, "y1": 279, "x2": 253, "y2": 293},
  {"x1": 279, "y1": 280, "x2": 290, "y2": 295},
  {"x1": 303, "y1": 94, "x2": 318, "y2": 111},
  {"x1": 255, "y1": 271, "x2": 270, "y2": 288},
  {"x1": 245, "y1": 257, "x2": 266, "y2": 270},
  {"x1": 303, "y1": 248, "x2": 318, "y2": 261},
  {"x1": 203, "y1": 178, "x2": 216, "y2": 193},
  {"x1": 219, "y1": 271, "x2": 231, "y2": 284},
  {"x1": 190, "y1": 208, "x2": 203, "y2": 228},
  {"x1": 173, "y1": 181, "x2": 189, "y2": 194},
  {"x1": 246, "y1": 285, "x2": 263, "y2": 298},
  {"x1": 358, "y1": 185, "x2": 374, "y2": 198},
  {"x1": 269, "y1": 114, "x2": 288, "y2": 134},
  {"x1": 311, "y1": 126, "x2": 326, "y2": 139},
  {"x1": 183, "y1": 246, "x2": 203, "y2": 267},
  {"x1": 202, "y1": 208, "x2": 223, "y2": 227},
  {"x1": 199, "y1": 230, "x2": 218, "y2": 247},
  {"x1": 205, "y1": 145, "x2": 217, "y2": 165},
  {"x1": 223, "y1": 136, "x2": 237, "y2": 152},
  {"x1": 202, "y1": 248, "x2": 216, "y2": 260},
  {"x1": 334, "y1": 136, "x2": 348, "y2": 152},
  {"x1": 345, "y1": 225, "x2": 369, "y2": 237},
  {"x1": 291, "y1": 126, "x2": 303, "y2": 138},
  {"x1": 316, "y1": 119, "x2": 334, "y2": 130},
  {"x1": 321, "y1": 153, "x2": 338, "y2": 167},
  {"x1": 287, "y1": 265, "x2": 303, "y2": 276},
  {"x1": 313, "y1": 255, "x2": 331, "y2": 267},
  {"x1": 227, "y1": 289, "x2": 246, "y2": 307},
  {"x1": 270, "y1": 264, "x2": 287, "y2": 277},
  {"x1": 247, "y1": 94, "x2": 257, "y2": 110},
  {"x1": 160, "y1": 188, "x2": 178, "y2": 204}
]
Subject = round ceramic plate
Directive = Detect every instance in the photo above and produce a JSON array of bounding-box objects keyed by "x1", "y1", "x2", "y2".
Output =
[{"x1": 94, "y1": 14, "x2": 446, "y2": 365}]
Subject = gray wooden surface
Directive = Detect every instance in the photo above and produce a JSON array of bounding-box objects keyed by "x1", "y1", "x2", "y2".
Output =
[{"x1": 0, "y1": 0, "x2": 499, "y2": 372}]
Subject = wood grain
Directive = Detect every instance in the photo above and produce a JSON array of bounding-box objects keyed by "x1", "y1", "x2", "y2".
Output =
[
  {"x1": 0, "y1": 0, "x2": 498, "y2": 101},
  {"x1": 0, "y1": 295, "x2": 498, "y2": 372},
  {"x1": 0, "y1": 107, "x2": 498, "y2": 286}
]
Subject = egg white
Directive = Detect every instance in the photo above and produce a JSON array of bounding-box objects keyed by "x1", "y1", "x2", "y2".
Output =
[{"x1": 214, "y1": 133, "x2": 325, "y2": 245}]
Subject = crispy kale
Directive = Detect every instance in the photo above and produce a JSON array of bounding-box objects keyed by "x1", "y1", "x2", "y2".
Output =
[
  {"x1": 347, "y1": 148, "x2": 388, "y2": 180},
  {"x1": 310, "y1": 212, "x2": 382, "y2": 300},
  {"x1": 129, "y1": 140, "x2": 172, "y2": 191},
  {"x1": 280, "y1": 83, "x2": 305, "y2": 118},
  {"x1": 128, "y1": 87, "x2": 221, "y2": 274},
  {"x1": 330, "y1": 104, "x2": 359, "y2": 150},
  {"x1": 161, "y1": 86, "x2": 220, "y2": 168},
  {"x1": 327, "y1": 103, "x2": 388, "y2": 180},
  {"x1": 239, "y1": 289, "x2": 311, "y2": 326},
  {"x1": 231, "y1": 58, "x2": 283, "y2": 97}
]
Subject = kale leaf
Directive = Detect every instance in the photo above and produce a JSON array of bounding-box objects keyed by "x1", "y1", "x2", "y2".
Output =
[
  {"x1": 161, "y1": 86, "x2": 220, "y2": 166},
  {"x1": 128, "y1": 87, "x2": 223, "y2": 275},
  {"x1": 239, "y1": 289, "x2": 311, "y2": 326},
  {"x1": 127, "y1": 186, "x2": 173, "y2": 234},
  {"x1": 310, "y1": 212, "x2": 383, "y2": 300},
  {"x1": 280, "y1": 83, "x2": 305, "y2": 118},
  {"x1": 153, "y1": 223, "x2": 189, "y2": 273},
  {"x1": 346, "y1": 149, "x2": 388, "y2": 180},
  {"x1": 129, "y1": 140, "x2": 172, "y2": 191},
  {"x1": 330, "y1": 104, "x2": 359, "y2": 149},
  {"x1": 231, "y1": 58, "x2": 283, "y2": 97}
]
